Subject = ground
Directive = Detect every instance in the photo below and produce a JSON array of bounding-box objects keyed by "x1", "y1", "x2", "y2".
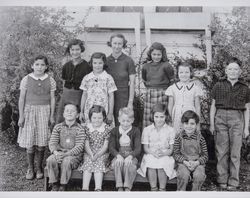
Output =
[{"x1": 0, "y1": 130, "x2": 250, "y2": 191}]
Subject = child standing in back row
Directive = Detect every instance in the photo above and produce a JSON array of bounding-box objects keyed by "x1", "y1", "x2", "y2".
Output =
[
  {"x1": 18, "y1": 55, "x2": 56, "y2": 180},
  {"x1": 56, "y1": 39, "x2": 91, "y2": 123},
  {"x1": 210, "y1": 58, "x2": 250, "y2": 191},
  {"x1": 142, "y1": 42, "x2": 175, "y2": 128},
  {"x1": 137, "y1": 103, "x2": 176, "y2": 191},
  {"x1": 79, "y1": 52, "x2": 117, "y2": 125},
  {"x1": 165, "y1": 62, "x2": 203, "y2": 134}
]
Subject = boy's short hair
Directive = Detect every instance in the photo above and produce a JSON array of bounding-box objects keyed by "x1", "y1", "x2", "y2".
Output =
[
  {"x1": 64, "y1": 103, "x2": 80, "y2": 113},
  {"x1": 226, "y1": 57, "x2": 242, "y2": 67},
  {"x1": 181, "y1": 110, "x2": 199, "y2": 124},
  {"x1": 149, "y1": 103, "x2": 170, "y2": 123},
  {"x1": 118, "y1": 107, "x2": 134, "y2": 120},
  {"x1": 88, "y1": 105, "x2": 107, "y2": 121}
]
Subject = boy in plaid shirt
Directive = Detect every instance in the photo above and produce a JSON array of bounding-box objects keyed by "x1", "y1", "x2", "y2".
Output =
[{"x1": 210, "y1": 58, "x2": 250, "y2": 191}]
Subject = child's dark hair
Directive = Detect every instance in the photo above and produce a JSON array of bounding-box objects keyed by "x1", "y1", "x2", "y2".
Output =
[
  {"x1": 107, "y1": 33, "x2": 127, "y2": 48},
  {"x1": 64, "y1": 103, "x2": 80, "y2": 113},
  {"x1": 181, "y1": 110, "x2": 199, "y2": 124},
  {"x1": 65, "y1": 39, "x2": 85, "y2": 55},
  {"x1": 147, "y1": 42, "x2": 168, "y2": 62},
  {"x1": 33, "y1": 55, "x2": 49, "y2": 73},
  {"x1": 88, "y1": 105, "x2": 107, "y2": 121},
  {"x1": 89, "y1": 52, "x2": 108, "y2": 70},
  {"x1": 226, "y1": 57, "x2": 242, "y2": 67},
  {"x1": 149, "y1": 103, "x2": 170, "y2": 123},
  {"x1": 176, "y1": 61, "x2": 194, "y2": 79}
]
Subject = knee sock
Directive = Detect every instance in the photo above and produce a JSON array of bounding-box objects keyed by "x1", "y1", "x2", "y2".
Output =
[
  {"x1": 37, "y1": 147, "x2": 45, "y2": 172},
  {"x1": 27, "y1": 152, "x2": 35, "y2": 170}
]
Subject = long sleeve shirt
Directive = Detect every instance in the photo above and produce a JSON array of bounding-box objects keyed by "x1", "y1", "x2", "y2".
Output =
[
  {"x1": 49, "y1": 122, "x2": 86, "y2": 156},
  {"x1": 173, "y1": 131, "x2": 208, "y2": 165}
]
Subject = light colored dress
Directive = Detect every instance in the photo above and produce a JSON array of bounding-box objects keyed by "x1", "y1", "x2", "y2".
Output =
[
  {"x1": 78, "y1": 123, "x2": 111, "y2": 173},
  {"x1": 165, "y1": 82, "x2": 203, "y2": 134},
  {"x1": 80, "y1": 70, "x2": 117, "y2": 123},
  {"x1": 137, "y1": 124, "x2": 176, "y2": 179}
]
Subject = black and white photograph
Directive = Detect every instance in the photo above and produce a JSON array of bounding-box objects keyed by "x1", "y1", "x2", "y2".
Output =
[{"x1": 0, "y1": 0, "x2": 250, "y2": 196}]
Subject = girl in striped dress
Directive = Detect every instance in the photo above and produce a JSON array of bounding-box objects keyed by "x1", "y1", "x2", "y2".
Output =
[
  {"x1": 142, "y1": 42, "x2": 175, "y2": 129},
  {"x1": 18, "y1": 55, "x2": 56, "y2": 180}
]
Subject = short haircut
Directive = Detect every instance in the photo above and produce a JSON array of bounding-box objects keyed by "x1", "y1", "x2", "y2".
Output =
[
  {"x1": 118, "y1": 107, "x2": 134, "y2": 120},
  {"x1": 147, "y1": 42, "x2": 168, "y2": 62},
  {"x1": 65, "y1": 39, "x2": 85, "y2": 55},
  {"x1": 149, "y1": 103, "x2": 170, "y2": 123},
  {"x1": 88, "y1": 105, "x2": 107, "y2": 121},
  {"x1": 176, "y1": 61, "x2": 194, "y2": 79},
  {"x1": 89, "y1": 52, "x2": 108, "y2": 70},
  {"x1": 226, "y1": 57, "x2": 242, "y2": 68},
  {"x1": 33, "y1": 55, "x2": 49, "y2": 73},
  {"x1": 181, "y1": 110, "x2": 200, "y2": 124},
  {"x1": 64, "y1": 103, "x2": 80, "y2": 113},
  {"x1": 107, "y1": 33, "x2": 127, "y2": 48}
]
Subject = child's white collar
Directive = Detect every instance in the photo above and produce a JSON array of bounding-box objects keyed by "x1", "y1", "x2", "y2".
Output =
[{"x1": 29, "y1": 73, "x2": 48, "y2": 80}]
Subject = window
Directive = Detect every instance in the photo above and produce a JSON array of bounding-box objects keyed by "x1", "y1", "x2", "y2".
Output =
[
  {"x1": 156, "y1": 6, "x2": 202, "y2": 13},
  {"x1": 101, "y1": 6, "x2": 143, "y2": 13}
]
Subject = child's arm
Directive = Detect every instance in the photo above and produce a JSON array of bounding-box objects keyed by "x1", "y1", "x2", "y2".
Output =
[
  {"x1": 194, "y1": 96, "x2": 201, "y2": 119},
  {"x1": 18, "y1": 88, "x2": 27, "y2": 127},
  {"x1": 143, "y1": 144, "x2": 159, "y2": 158},
  {"x1": 84, "y1": 140, "x2": 94, "y2": 158},
  {"x1": 158, "y1": 144, "x2": 174, "y2": 157},
  {"x1": 243, "y1": 103, "x2": 250, "y2": 138},
  {"x1": 93, "y1": 139, "x2": 109, "y2": 161},
  {"x1": 168, "y1": 96, "x2": 174, "y2": 120},
  {"x1": 50, "y1": 90, "x2": 56, "y2": 126},
  {"x1": 107, "y1": 92, "x2": 114, "y2": 124},
  {"x1": 80, "y1": 90, "x2": 87, "y2": 123},
  {"x1": 209, "y1": 99, "x2": 216, "y2": 135},
  {"x1": 173, "y1": 135, "x2": 187, "y2": 164},
  {"x1": 127, "y1": 74, "x2": 135, "y2": 109}
]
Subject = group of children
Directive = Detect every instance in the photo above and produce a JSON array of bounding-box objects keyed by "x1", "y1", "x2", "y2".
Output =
[{"x1": 17, "y1": 33, "x2": 250, "y2": 191}]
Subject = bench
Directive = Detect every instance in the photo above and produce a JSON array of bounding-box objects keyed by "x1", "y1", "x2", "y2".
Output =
[{"x1": 44, "y1": 167, "x2": 177, "y2": 191}]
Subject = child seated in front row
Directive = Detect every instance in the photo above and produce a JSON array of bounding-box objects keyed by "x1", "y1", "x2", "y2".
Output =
[
  {"x1": 173, "y1": 110, "x2": 208, "y2": 191},
  {"x1": 46, "y1": 103, "x2": 86, "y2": 191},
  {"x1": 137, "y1": 103, "x2": 176, "y2": 191},
  {"x1": 109, "y1": 107, "x2": 141, "y2": 191},
  {"x1": 78, "y1": 105, "x2": 111, "y2": 191}
]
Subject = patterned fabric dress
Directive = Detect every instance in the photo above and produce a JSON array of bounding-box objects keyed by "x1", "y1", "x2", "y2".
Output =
[
  {"x1": 78, "y1": 123, "x2": 111, "y2": 173},
  {"x1": 165, "y1": 82, "x2": 203, "y2": 134},
  {"x1": 80, "y1": 71, "x2": 117, "y2": 123}
]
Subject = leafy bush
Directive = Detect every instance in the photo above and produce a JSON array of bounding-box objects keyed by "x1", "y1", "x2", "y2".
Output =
[{"x1": 0, "y1": 7, "x2": 77, "y2": 141}]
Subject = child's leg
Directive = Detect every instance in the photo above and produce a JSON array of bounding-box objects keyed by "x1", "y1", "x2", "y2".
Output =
[
  {"x1": 60, "y1": 156, "x2": 75, "y2": 185},
  {"x1": 157, "y1": 168, "x2": 168, "y2": 191},
  {"x1": 82, "y1": 171, "x2": 92, "y2": 190},
  {"x1": 113, "y1": 158, "x2": 124, "y2": 189},
  {"x1": 94, "y1": 172, "x2": 104, "y2": 191},
  {"x1": 123, "y1": 158, "x2": 137, "y2": 190},
  {"x1": 46, "y1": 154, "x2": 59, "y2": 184},
  {"x1": 177, "y1": 164, "x2": 190, "y2": 191},
  {"x1": 214, "y1": 110, "x2": 230, "y2": 185},
  {"x1": 147, "y1": 168, "x2": 158, "y2": 191},
  {"x1": 192, "y1": 165, "x2": 206, "y2": 191},
  {"x1": 36, "y1": 146, "x2": 45, "y2": 179},
  {"x1": 26, "y1": 146, "x2": 35, "y2": 180}
]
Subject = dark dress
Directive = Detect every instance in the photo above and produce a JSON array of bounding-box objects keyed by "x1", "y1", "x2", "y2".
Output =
[{"x1": 106, "y1": 53, "x2": 136, "y2": 126}]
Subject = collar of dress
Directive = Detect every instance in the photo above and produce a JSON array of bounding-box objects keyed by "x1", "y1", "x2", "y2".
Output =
[
  {"x1": 29, "y1": 73, "x2": 48, "y2": 81},
  {"x1": 87, "y1": 123, "x2": 106, "y2": 133}
]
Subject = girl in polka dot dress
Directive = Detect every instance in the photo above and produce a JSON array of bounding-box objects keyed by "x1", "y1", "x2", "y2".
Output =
[{"x1": 78, "y1": 105, "x2": 111, "y2": 191}]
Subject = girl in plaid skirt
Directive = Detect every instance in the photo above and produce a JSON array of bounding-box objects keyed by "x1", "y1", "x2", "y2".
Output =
[
  {"x1": 142, "y1": 42, "x2": 175, "y2": 129},
  {"x1": 18, "y1": 55, "x2": 56, "y2": 180}
]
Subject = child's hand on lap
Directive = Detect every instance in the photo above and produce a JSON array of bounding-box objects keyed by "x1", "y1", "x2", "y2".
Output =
[
  {"x1": 18, "y1": 116, "x2": 25, "y2": 128},
  {"x1": 115, "y1": 154, "x2": 124, "y2": 166},
  {"x1": 124, "y1": 155, "x2": 133, "y2": 166}
]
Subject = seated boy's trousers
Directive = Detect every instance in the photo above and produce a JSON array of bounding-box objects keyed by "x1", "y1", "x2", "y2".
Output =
[
  {"x1": 112, "y1": 158, "x2": 138, "y2": 189},
  {"x1": 215, "y1": 109, "x2": 244, "y2": 187},
  {"x1": 177, "y1": 164, "x2": 206, "y2": 191},
  {"x1": 46, "y1": 154, "x2": 81, "y2": 184}
]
